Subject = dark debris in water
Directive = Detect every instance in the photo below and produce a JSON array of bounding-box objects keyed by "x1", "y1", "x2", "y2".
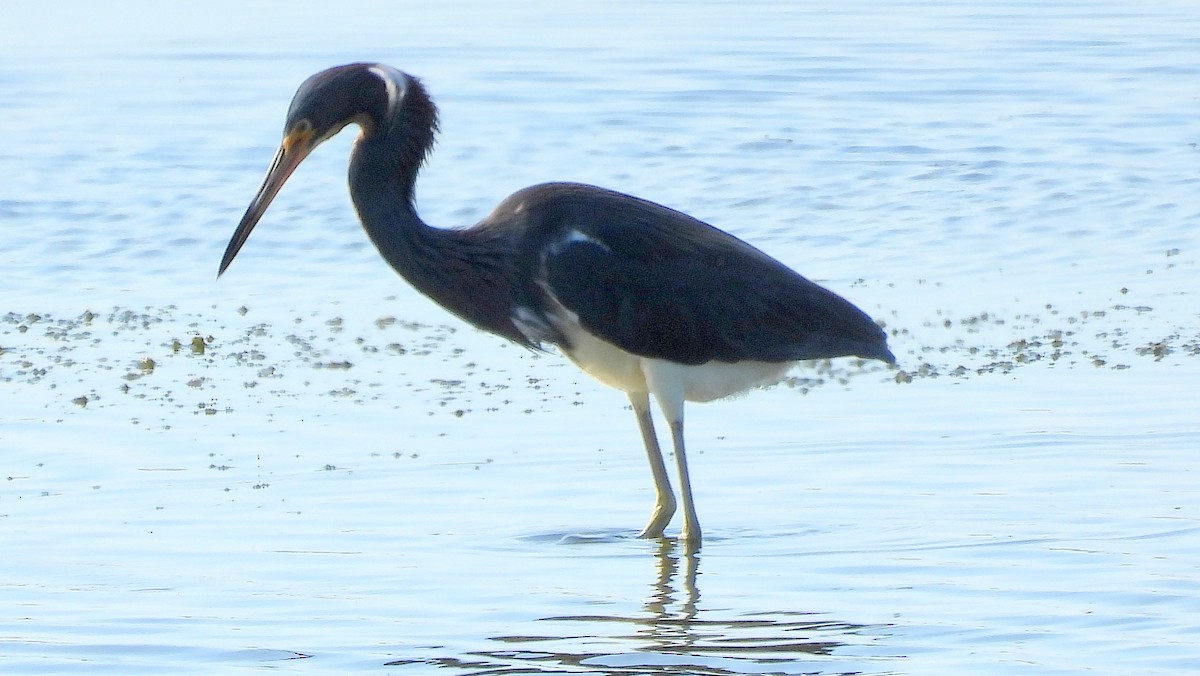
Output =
[
  {"x1": 1, "y1": 305, "x2": 568, "y2": 430},
  {"x1": 881, "y1": 297, "x2": 1198, "y2": 383},
  {"x1": 1, "y1": 294, "x2": 1196, "y2": 431}
]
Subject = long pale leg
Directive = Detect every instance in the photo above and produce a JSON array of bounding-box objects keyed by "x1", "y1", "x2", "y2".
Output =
[
  {"x1": 666, "y1": 418, "x2": 702, "y2": 544},
  {"x1": 641, "y1": 361, "x2": 703, "y2": 544},
  {"x1": 630, "y1": 391, "x2": 676, "y2": 538}
]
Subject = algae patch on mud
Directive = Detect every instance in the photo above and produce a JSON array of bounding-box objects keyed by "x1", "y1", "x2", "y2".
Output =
[{"x1": 2, "y1": 286, "x2": 1195, "y2": 431}]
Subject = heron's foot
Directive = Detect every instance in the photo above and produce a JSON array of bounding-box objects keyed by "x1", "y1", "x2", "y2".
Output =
[
  {"x1": 677, "y1": 502, "x2": 702, "y2": 545},
  {"x1": 678, "y1": 523, "x2": 702, "y2": 546},
  {"x1": 638, "y1": 498, "x2": 676, "y2": 539}
]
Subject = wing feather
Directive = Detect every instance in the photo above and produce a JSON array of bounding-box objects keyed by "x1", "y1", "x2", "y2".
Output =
[{"x1": 519, "y1": 184, "x2": 891, "y2": 365}]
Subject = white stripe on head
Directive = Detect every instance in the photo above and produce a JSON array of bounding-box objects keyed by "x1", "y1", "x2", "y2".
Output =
[{"x1": 367, "y1": 64, "x2": 406, "y2": 121}]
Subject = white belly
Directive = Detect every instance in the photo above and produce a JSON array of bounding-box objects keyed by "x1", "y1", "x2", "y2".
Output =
[{"x1": 557, "y1": 314, "x2": 792, "y2": 403}]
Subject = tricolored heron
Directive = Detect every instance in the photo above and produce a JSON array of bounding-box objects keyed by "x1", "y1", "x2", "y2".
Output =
[{"x1": 219, "y1": 63, "x2": 895, "y2": 544}]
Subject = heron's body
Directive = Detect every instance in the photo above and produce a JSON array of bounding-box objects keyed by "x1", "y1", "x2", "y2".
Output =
[{"x1": 220, "y1": 63, "x2": 895, "y2": 544}]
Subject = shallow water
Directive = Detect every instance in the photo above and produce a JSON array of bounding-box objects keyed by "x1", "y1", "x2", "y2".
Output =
[{"x1": 2, "y1": 1, "x2": 1199, "y2": 673}]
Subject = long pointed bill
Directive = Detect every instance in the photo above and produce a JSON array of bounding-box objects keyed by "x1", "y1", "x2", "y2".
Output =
[{"x1": 218, "y1": 130, "x2": 314, "y2": 276}]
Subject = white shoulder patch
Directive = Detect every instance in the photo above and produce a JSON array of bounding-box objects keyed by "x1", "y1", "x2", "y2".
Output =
[{"x1": 549, "y1": 229, "x2": 611, "y2": 256}]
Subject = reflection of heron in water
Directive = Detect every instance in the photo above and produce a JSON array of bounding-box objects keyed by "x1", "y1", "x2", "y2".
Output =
[
  {"x1": 425, "y1": 540, "x2": 867, "y2": 673},
  {"x1": 640, "y1": 538, "x2": 701, "y2": 650}
]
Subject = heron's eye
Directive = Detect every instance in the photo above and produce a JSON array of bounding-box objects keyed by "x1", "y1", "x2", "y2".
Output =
[{"x1": 283, "y1": 119, "x2": 317, "y2": 151}]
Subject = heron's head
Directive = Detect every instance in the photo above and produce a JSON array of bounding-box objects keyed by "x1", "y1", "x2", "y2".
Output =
[
  {"x1": 284, "y1": 63, "x2": 415, "y2": 145},
  {"x1": 219, "y1": 63, "x2": 434, "y2": 275}
]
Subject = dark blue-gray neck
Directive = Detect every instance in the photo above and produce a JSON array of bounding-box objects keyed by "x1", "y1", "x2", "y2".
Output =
[{"x1": 347, "y1": 133, "x2": 529, "y2": 346}]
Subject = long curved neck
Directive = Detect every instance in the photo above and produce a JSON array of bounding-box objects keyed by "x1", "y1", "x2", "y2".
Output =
[
  {"x1": 347, "y1": 132, "x2": 528, "y2": 346},
  {"x1": 348, "y1": 130, "x2": 430, "y2": 264}
]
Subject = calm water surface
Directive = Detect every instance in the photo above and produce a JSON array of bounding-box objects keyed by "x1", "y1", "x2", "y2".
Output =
[{"x1": 2, "y1": 1, "x2": 1198, "y2": 673}]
